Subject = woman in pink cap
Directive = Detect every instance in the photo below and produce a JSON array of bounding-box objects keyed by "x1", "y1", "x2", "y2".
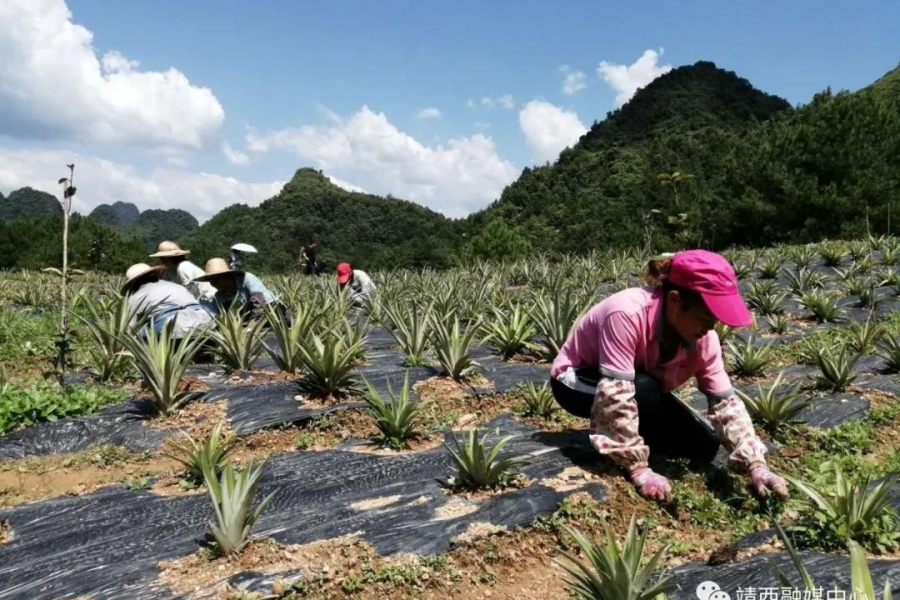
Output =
[{"x1": 550, "y1": 250, "x2": 788, "y2": 502}]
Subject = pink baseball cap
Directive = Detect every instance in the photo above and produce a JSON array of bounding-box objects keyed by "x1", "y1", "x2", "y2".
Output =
[
  {"x1": 336, "y1": 262, "x2": 352, "y2": 284},
  {"x1": 668, "y1": 250, "x2": 753, "y2": 327}
]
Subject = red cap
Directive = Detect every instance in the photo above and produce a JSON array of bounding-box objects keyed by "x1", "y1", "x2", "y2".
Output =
[
  {"x1": 336, "y1": 262, "x2": 352, "y2": 284},
  {"x1": 668, "y1": 250, "x2": 752, "y2": 328}
]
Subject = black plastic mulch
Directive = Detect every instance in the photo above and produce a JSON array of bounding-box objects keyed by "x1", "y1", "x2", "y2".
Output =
[{"x1": 0, "y1": 415, "x2": 605, "y2": 600}]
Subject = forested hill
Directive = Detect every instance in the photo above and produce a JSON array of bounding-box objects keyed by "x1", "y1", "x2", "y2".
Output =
[
  {"x1": 0, "y1": 187, "x2": 63, "y2": 221},
  {"x1": 184, "y1": 168, "x2": 459, "y2": 271},
  {"x1": 464, "y1": 61, "x2": 900, "y2": 257},
  {"x1": 88, "y1": 202, "x2": 199, "y2": 248}
]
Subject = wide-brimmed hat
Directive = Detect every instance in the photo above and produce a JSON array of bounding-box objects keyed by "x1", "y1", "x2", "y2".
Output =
[
  {"x1": 122, "y1": 263, "x2": 165, "y2": 293},
  {"x1": 336, "y1": 262, "x2": 353, "y2": 284},
  {"x1": 149, "y1": 240, "x2": 191, "y2": 258},
  {"x1": 193, "y1": 257, "x2": 243, "y2": 283},
  {"x1": 669, "y1": 249, "x2": 753, "y2": 328}
]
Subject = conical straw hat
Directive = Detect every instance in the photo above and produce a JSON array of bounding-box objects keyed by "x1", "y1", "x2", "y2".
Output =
[
  {"x1": 193, "y1": 257, "x2": 243, "y2": 282},
  {"x1": 149, "y1": 240, "x2": 191, "y2": 258},
  {"x1": 121, "y1": 263, "x2": 165, "y2": 293}
]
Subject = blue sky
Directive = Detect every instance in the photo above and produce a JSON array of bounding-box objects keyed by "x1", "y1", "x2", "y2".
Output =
[{"x1": 0, "y1": 0, "x2": 898, "y2": 220}]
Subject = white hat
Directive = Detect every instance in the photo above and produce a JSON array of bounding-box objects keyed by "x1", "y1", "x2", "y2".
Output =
[
  {"x1": 230, "y1": 243, "x2": 258, "y2": 254},
  {"x1": 149, "y1": 240, "x2": 191, "y2": 258},
  {"x1": 122, "y1": 263, "x2": 166, "y2": 293}
]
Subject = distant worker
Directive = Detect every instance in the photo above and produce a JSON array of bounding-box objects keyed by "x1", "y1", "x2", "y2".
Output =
[
  {"x1": 194, "y1": 258, "x2": 276, "y2": 320},
  {"x1": 336, "y1": 262, "x2": 376, "y2": 306},
  {"x1": 122, "y1": 263, "x2": 214, "y2": 338},
  {"x1": 149, "y1": 241, "x2": 216, "y2": 302},
  {"x1": 300, "y1": 241, "x2": 318, "y2": 276},
  {"x1": 549, "y1": 250, "x2": 788, "y2": 502},
  {"x1": 230, "y1": 243, "x2": 258, "y2": 270}
]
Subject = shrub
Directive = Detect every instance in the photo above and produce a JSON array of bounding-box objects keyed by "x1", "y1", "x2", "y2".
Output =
[
  {"x1": 785, "y1": 468, "x2": 899, "y2": 553},
  {"x1": 726, "y1": 336, "x2": 773, "y2": 377},
  {"x1": 164, "y1": 421, "x2": 236, "y2": 483},
  {"x1": 0, "y1": 381, "x2": 126, "y2": 434},
  {"x1": 363, "y1": 374, "x2": 427, "y2": 450},
  {"x1": 431, "y1": 317, "x2": 480, "y2": 381},
  {"x1": 209, "y1": 309, "x2": 265, "y2": 372},
  {"x1": 482, "y1": 303, "x2": 539, "y2": 360},
  {"x1": 118, "y1": 320, "x2": 207, "y2": 416},
  {"x1": 518, "y1": 381, "x2": 558, "y2": 418},
  {"x1": 445, "y1": 428, "x2": 531, "y2": 490},
  {"x1": 204, "y1": 461, "x2": 276, "y2": 557},
  {"x1": 556, "y1": 517, "x2": 673, "y2": 600},
  {"x1": 735, "y1": 371, "x2": 809, "y2": 436}
]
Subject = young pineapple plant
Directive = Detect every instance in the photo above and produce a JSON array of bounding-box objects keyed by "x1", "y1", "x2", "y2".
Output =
[
  {"x1": 556, "y1": 517, "x2": 673, "y2": 600},
  {"x1": 784, "y1": 468, "x2": 900, "y2": 553},
  {"x1": 746, "y1": 282, "x2": 787, "y2": 316},
  {"x1": 297, "y1": 329, "x2": 364, "y2": 398},
  {"x1": 834, "y1": 265, "x2": 863, "y2": 285},
  {"x1": 204, "y1": 461, "x2": 276, "y2": 557},
  {"x1": 164, "y1": 421, "x2": 236, "y2": 483},
  {"x1": 383, "y1": 301, "x2": 432, "y2": 367},
  {"x1": 767, "y1": 314, "x2": 791, "y2": 335},
  {"x1": 76, "y1": 293, "x2": 142, "y2": 382},
  {"x1": 799, "y1": 290, "x2": 843, "y2": 323},
  {"x1": 788, "y1": 245, "x2": 818, "y2": 271},
  {"x1": 430, "y1": 317, "x2": 480, "y2": 381},
  {"x1": 879, "y1": 244, "x2": 899, "y2": 266},
  {"x1": 209, "y1": 309, "x2": 265, "y2": 372},
  {"x1": 732, "y1": 258, "x2": 756, "y2": 280},
  {"x1": 845, "y1": 318, "x2": 886, "y2": 354},
  {"x1": 726, "y1": 336, "x2": 773, "y2": 377},
  {"x1": 848, "y1": 241, "x2": 870, "y2": 262},
  {"x1": 481, "y1": 303, "x2": 539, "y2": 360},
  {"x1": 363, "y1": 374, "x2": 427, "y2": 450},
  {"x1": 786, "y1": 267, "x2": 827, "y2": 296},
  {"x1": 714, "y1": 321, "x2": 735, "y2": 345},
  {"x1": 119, "y1": 320, "x2": 207, "y2": 416},
  {"x1": 517, "y1": 381, "x2": 558, "y2": 418},
  {"x1": 813, "y1": 344, "x2": 860, "y2": 391},
  {"x1": 262, "y1": 303, "x2": 319, "y2": 373},
  {"x1": 530, "y1": 289, "x2": 589, "y2": 356},
  {"x1": 878, "y1": 334, "x2": 900, "y2": 372},
  {"x1": 759, "y1": 254, "x2": 785, "y2": 279},
  {"x1": 444, "y1": 428, "x2": 532, "y2": 490},
  {"x1": 735, "y1": 371, "x2": 810, "y2": 436},
  {"x1": 819, "y1": 242, "x2": 848, "y2": 267}
]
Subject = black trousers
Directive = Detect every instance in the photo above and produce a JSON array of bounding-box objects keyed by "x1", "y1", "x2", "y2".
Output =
[{"x1": 550, "y1": 367, "x2": 719, "y2": 463}]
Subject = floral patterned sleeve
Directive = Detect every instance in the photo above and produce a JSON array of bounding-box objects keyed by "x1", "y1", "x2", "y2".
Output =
[
  {"x1": 588, "y1": 377, "x2": 650, "y2": 470},
  {"x1": 706, "y1": 395, "x2": 768, "y2": 473}
]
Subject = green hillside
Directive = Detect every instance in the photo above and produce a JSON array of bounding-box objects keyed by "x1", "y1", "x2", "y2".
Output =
[{"x1": 0, "y1": 187, "x2": 63, "y2": 221}]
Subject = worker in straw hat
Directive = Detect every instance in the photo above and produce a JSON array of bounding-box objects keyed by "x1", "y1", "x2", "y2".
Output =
[
  {"x1": 193, "y1": 258, "x2": 276, "y2": 320},
  {"x1": 121, "y1": 263, "x2": 214, "y2": 339},
  {"x1": 149, "y1": 241, "x2": 216, "y2": 302}
]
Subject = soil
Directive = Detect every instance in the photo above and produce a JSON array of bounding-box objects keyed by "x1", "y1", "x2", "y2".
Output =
[
  {"x1": 146, "y1": 400, "x2": 229, "y2": 438},
  {"x1": 350, "y1": 495, "x2": 403, "y2": 511},
  {"x1": 0, "y1": 519, "x2": 11, "y2": 544},
  {"x1": 414, "y1": 376, "x2": 468, "y2": 401},
  {"x1": 149, "y1": 475, "x2": 206, "y2": 497}
]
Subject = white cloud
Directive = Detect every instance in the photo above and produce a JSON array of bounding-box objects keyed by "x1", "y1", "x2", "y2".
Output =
[
  {"x1": 560, "y1": 66, "x2": 587, "y2": 95},
  {"x1": 222, "y1": 142, "x2": 250, "y2": 166},
  {"x1": 0, "y1": 0, "x2": 224, "y2": 150},
  {"x1": 518, "y1": 101, "x2": 587, "y2": 163},
  {"x1": 415, "y1": 107, "x2": 442, "y2": 120},
  {"x1": 327, "y1": 175, "x2": 367, "y2": 194},
  {"x1": 597, "y1": 48, "x2": 673, "y2": 107},
  {"x1": 467, "y1": 94, "x2": 515, "y2": 110},
  {"x1": 245, "y1": 106, "x2": 519, "y2": 217},
  {"x1": 0, "y1": 146, "x2": 282, "y2": 222}
]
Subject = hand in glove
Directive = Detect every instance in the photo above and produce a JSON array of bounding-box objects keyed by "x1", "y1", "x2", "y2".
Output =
[
  {"x1": 630, "y1": 467, "x2": 671, "y2": 501},
  {"x1": 749, "y1": 462, "x2": 789, "y2": 499}
]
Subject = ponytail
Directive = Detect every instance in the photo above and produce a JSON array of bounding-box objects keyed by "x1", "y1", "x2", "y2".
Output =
[{"x1": 645, "y1": 258, "x2": 672, "y2": 286}]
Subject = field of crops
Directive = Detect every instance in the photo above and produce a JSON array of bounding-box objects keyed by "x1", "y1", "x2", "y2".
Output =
[{"x1": 0, "y1": 238, "x2": 899, "y2": 600}]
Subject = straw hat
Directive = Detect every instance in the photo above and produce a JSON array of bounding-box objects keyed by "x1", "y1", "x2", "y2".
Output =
[
  {"x1": 122, "y1": 263, "x2": 165, "y2": 293},
  {"x1": 193, "y1": 257, "x2": 243, "y2": 283},
  {"x1": 149, "y1": 240, "x2": 191, "y2": 258}
]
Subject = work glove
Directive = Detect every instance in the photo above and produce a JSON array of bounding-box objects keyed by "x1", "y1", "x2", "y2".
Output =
[
  {"x1": 630, "y1": 466, "x2": 671, "y2": 501},
  {"x1": 749, "y1": 462, "x2": 789, "y2": 500}
]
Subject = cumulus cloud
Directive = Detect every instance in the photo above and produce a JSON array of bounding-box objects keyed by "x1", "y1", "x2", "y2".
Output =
[
  {"x1": 0, "y1": 0, "x2": 224, "y2": 150},
  {"x1": 0, "y1": 146, "x2": 282, "y2": 221},
  {"x1": 597, "y1": 48, "x2": 672, "y2": 107},
  {"x1": 327, "y1": 175, "x2": 367, "y2": 194},
  {"x1": 245, "y1": 106, "x2": 519, "y2": 217},
  {"x1": 467, "y1": 95, "x2": 515, "y2": 110},
  {"x1": 222, "y1": 142, "x2": 250, "y2": 166},
  {"x1": 518, "y1": 101, "x2": 587, "y2": 163},
  {"x1": 415, "y1": 107, "x2": 442, "y2": 120},
  {"x1": 560, "y1": 66, "x2": 587, "y2": 95}
]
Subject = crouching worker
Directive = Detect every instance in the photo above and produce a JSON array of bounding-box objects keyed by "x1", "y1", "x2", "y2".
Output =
[
  {"x1": 549, "y1": 250, "x2": 788, "y2": 502},
  {"x1": 337, "y1": 262, "x2": 376, "y2": 307},
  {"x1": 122, "y1": 263, "x2": 214, "y2": 339},
  {"x1": 149, "y1": 241, "x2": 216, "y2": 302},
  {"x1": 193, "y1": 258, "x2": 277, "y2": 321}
]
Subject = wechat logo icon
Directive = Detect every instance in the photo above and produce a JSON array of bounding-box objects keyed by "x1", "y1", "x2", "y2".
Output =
[{"x1": 697, "y1": 581, "x2": 731, "y2": 600}]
